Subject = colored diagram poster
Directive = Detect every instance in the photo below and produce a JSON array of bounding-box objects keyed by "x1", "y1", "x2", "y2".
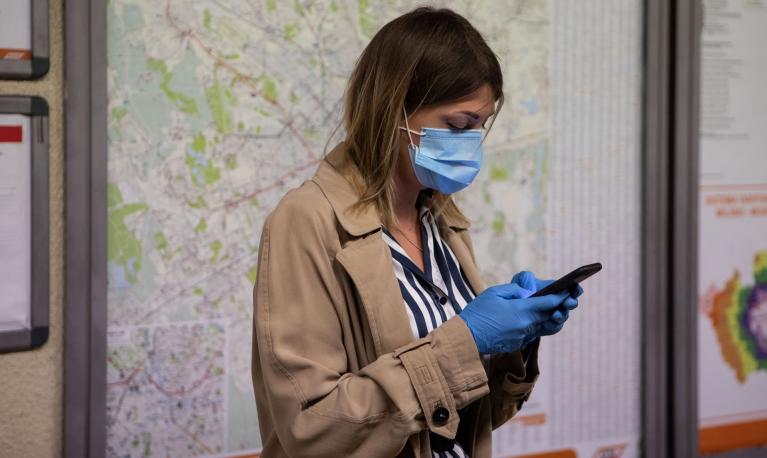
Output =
[{"x1": 698, "y1": 0, "x2": 767, "y2": 453}]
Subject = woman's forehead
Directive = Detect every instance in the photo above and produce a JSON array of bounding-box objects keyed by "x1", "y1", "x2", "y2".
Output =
[{"x1": 440, "y1": 85, "x2": 495, "y2": 110}]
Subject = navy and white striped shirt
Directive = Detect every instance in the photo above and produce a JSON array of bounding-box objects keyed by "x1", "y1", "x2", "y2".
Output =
[{"x1": 382, "y1": 205, "x2": 476, "y2": 458}]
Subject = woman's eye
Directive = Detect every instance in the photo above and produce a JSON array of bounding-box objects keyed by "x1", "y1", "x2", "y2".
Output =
[
  {"x1": 449, "y1": 122, "x2": 485, "y2": 131},
  {"x1": 445, "y1": 116, "x2": 469, "y2": 130}
]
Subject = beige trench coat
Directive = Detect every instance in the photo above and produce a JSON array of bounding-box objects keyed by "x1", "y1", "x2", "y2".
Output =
[{"x1": 251, "y1": 143, "x2": 540, "y2": 457}]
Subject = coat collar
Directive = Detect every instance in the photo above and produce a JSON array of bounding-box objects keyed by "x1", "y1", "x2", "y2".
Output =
[{"x1": 311, "y1": 143, "x2": 471, "y2": 237}]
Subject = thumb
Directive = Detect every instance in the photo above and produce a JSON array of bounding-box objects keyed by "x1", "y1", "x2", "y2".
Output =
[
  {"x1": 493, "y1": 282, "x2": 533, "y2": 299},
  {"x1": 511, "y1": 271, "x2": 536, "y2": 291},
  {"x1": 527, "y1": 290, "x2": 571, "y2": 312},
  {"x1": 535, "y1": 278, "x2": 555, "y2": 292}
]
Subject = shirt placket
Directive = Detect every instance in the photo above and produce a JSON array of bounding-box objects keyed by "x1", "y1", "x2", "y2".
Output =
[{"x1": 421, "y1": 210, "x2": 463, "y2": 312}]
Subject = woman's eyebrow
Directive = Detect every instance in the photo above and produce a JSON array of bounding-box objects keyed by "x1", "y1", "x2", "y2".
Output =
[{"x1": 456, "y1": 110, "x2": 495, "y2": 118}]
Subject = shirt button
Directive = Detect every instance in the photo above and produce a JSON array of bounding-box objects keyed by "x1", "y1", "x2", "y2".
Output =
[
  {"x1": 432, "y1": 406, "x2": 450, "y2": 425},
  {"x1": 439, "y1": 296, "x2": 447, "y2": 305}
]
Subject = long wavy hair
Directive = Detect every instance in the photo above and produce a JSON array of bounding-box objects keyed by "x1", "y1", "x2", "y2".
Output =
[{"x1": 336, "y1": 6, "x2": 504, "y2": 229}]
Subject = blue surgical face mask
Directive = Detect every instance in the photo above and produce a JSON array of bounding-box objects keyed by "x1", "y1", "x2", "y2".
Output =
[{"x1": 399, "y1": 108, "x2": 484, "y2": 195}]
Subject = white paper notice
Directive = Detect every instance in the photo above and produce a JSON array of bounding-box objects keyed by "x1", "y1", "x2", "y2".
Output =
[
  {"x1": 0, "y1": 1, "x2": 32, "y2": 60},
  {"x1": 0, "y1": 115, "x2": 31, "y2": 332}
]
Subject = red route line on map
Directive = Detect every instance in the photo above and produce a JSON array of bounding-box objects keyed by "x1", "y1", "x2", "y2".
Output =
[
  {"x1": 145, "y1": 363, "x2": 216, "y2": 397},
  {"x1": 171, "y1": 414, "x2": 215, "y2": 455},
  {"x1": 164, "y1": 0, "x2": 325, "y2": 210},
  {"x1": 164, "y1": 0, "x2": 317, "y2": 161},
  {"x1": 107, "y1": 357, "x2": 218, "y2": 453},
  {"x1": 158, "y1": 364, "x2": 218, "y2": 454},
  {"x1": 107, "y1": 357, "x2": 216, "y2": 398},
  {"x1": 107, "y1": 366, "x2": 141, "y2": 386},
  {"x1": 219, "y1": 158, "x2": 320, "y2": 210}
]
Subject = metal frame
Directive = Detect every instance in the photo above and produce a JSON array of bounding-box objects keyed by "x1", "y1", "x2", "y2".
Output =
[
  {"x1": 0, "y1": 0, "x2": 50, "y2": 80},
  {"x1": 642, "y1": 0, "x2": 701, "y2": 457},
  {"x1": 64, "y1": 0, "x2": 107, "y2": 456},
  {"x1": 671, "y1": 1, "x2": 701, "y2": 456},
  {"x1": 0, "y1": 96, "x2": 49, "y2": 352},
  {"x1": 642, "y1": 1, "x2": 672, "y2": 454}
]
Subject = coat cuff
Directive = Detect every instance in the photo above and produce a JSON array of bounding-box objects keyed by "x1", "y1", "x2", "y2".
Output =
[
  {"x1": 494, "y1": 337, "x2": 540, "y2": 400},
  {"x1": 394, "y1": 316, "x2": 489, "y2": 438}
]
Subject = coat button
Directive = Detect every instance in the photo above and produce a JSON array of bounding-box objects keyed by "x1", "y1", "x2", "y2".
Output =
[
  {"x1": 439, "y1": 296, "x2": 448, "y2": 305},
  {"x1": 432, "y1": 406, "x2": 450, "y2": 425}
]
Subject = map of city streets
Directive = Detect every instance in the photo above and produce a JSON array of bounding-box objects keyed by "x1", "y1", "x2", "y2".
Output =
[{"x1": 107, "y1": 0, "x2": 550, "y2": 455}]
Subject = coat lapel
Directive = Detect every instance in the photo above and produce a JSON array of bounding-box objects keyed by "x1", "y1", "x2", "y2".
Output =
[
  {"x1": 312, "y1": 144, "x2": 415, "y2": 355},
  {"x1": 335, "y1": 235, "x2": 415, "y2": 355}
]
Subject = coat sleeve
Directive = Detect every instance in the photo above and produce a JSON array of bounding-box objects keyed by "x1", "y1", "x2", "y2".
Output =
[
  {"x1": 252, "y1": 194, "x2": 490, "y2": 457},
  {"x1": 456, "y1": 229, "x2": 540, "y2": 428}
]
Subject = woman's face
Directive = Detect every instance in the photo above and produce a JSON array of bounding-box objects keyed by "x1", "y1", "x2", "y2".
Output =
[{"x1": 397, "y1": 83, "x2": 497, "y2": 195}]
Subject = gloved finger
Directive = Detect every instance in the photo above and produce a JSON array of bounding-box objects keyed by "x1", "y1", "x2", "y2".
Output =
[
  {"x1": 550, "y1": 307, "x2": 569, "y2": 324},
  {"x1": 534, "y1": 278, "x2": 555, "y2": 292},
  {"x1": 562, "y1": 296, "x2": 578, "y2": 310},
  {"x1": 540, "y1": 320, "x2": 565, "y2": 335},
  {"x1": 510, "y1": 271, "x2": 536, "y2": 291},
  {"x1": 493, "y1": 282, "x2": 533, "y2": 299},
  {"x1": 527, "y1": 290, "x2": 571, "y2": 312},
  {"x1": 569, "y1": 283, "x2": 584, "y2": 298}
]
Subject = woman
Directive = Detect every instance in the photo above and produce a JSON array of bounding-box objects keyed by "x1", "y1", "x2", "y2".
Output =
[{"x1": 251, "y1": 7, "x2": 581, "y2": 458}]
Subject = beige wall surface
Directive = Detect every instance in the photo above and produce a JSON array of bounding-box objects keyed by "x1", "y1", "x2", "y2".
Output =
[{"x1": 0, "y1": 1, "x2": 64, "y2": 457}]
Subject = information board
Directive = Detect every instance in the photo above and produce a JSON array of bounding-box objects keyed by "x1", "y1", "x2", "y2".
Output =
[
  {"x1": 105, "y1": 1, "x2": 643, "y2": 456},
  {"x1": 698, "y1": 0, "x2": 767, "y2": 453},
  {"x1": 0, "y1": 0, "x2": 49, "y2": 79},
  {"x1": 0, "y1": 115, "x2": 31, "y2": 333},
  {"x1": 0, "y1": 1, "x2": 31, "y2": 61},
  {"x1": 0, "y1": 96, "x2": 49, "y2": 353}
]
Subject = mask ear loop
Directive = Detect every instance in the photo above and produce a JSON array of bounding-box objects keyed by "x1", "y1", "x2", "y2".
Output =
[{"x1": 400, "y1": 107, "x2": 418, "y2": 146}]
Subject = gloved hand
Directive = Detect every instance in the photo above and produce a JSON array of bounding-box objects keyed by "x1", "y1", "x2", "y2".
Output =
[
  {"x1": 511, "y1": 271, "x2": 583, "y2": 347},
  {"x1": 459, "y1": 282, "x2": 573, "y2": 355}
]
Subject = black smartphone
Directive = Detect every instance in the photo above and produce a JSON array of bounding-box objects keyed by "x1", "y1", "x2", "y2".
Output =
[{"x1": 530, "y1": 263, "x2": 602, "y2": 297}]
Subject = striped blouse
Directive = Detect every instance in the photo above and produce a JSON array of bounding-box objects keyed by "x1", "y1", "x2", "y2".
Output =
[{"x1": 382, "y1": 205, "x2": 476, "y2": 458}]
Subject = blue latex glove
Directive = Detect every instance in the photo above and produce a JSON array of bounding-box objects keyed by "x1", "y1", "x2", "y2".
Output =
[
  {"x1": 459, "y1": 282, "x2": 573, "y2": 355},
  {"x1": 511, "y1": 271, "x2": 583, "y2": 347}
]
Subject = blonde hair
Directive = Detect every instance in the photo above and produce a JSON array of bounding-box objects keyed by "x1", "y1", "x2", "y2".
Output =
[{"x1": 334, "y1": 7, "x2": 504, "y2": 230}]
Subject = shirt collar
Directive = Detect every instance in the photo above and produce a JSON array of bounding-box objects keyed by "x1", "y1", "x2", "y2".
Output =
[{"x1": 311, "y1": 143, "x2": 471, "y2": 237}]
